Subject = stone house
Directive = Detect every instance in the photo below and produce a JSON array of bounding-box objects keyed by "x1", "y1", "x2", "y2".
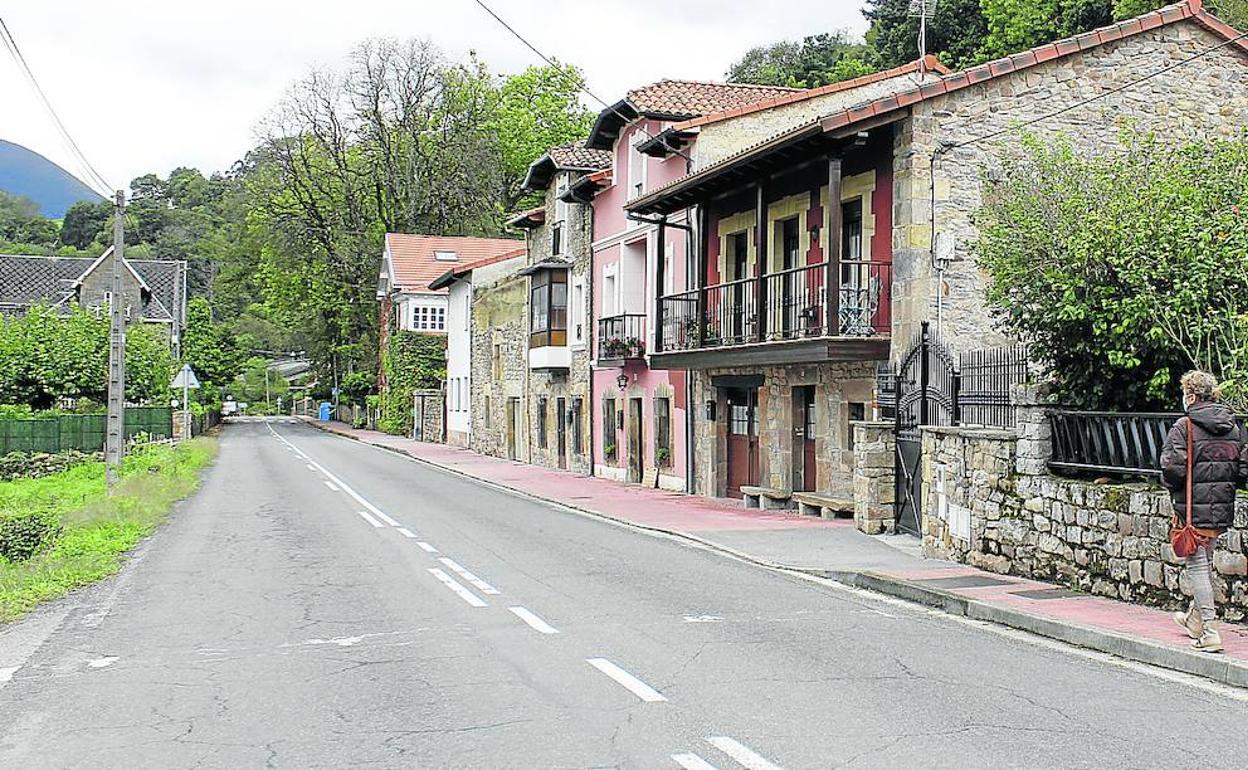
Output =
[
  {"x1": 428, "y1": 247, "x2": 526, "y2": 448},
  {"x1": 499, "y1": 142, "x2": 611, "y2": 473},
  {"x1": 0, "y1": 248, "x2": 188, "y2": 355},
  {"x1": 626, "y1": 0, "x2": 1248, "y2": 509}
]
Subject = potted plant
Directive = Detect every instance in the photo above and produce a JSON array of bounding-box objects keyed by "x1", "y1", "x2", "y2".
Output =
[
  {"x1": 656, "y1": 446, "x2": 672, "y2": 467},
  {"x1": 604, "y1": 441, "x2": 617, "y2": 460}
]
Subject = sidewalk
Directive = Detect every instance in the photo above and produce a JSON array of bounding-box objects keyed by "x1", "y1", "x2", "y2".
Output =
[{"x1": 303, "y1": 418, "x2": 1248, "y2": 688}]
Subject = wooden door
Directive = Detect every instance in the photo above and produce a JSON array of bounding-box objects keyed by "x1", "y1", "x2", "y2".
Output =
[
  {"x1": 802, "y1": 387, "x2": 817, "y2": 491},
  {"x1": 726, "y1": 388, "x2": 758, "y2": 498},
  {"x1": 505, "y1": 397, "x2": 518, "y2": 460},
  {"x1": 556, "y1": 397, "x2": 567, "y2": 470},
  {"x1": 628, "y1": 397, "x2": 643, "y2": 483}
]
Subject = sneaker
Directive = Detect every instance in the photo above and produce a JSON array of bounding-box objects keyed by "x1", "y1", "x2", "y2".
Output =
[
  {"x1": 1192, "y1": 627, "x2": 1224, "y2": 654},
  {"x1": 1173, "y1": 606, "x2": 1203, "y2": 639}
]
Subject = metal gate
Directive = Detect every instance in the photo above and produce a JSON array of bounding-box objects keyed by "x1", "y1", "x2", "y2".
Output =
[{"x1": 891, "y1": 322, "x2": 958, "y2": 535}]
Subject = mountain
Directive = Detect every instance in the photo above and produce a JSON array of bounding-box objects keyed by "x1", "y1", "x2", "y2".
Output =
[{"x1": 0, "y1": 140, "x2": 104, "y2": 218}]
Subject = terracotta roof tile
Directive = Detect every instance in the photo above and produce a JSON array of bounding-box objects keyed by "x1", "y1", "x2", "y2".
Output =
[
  {"x1": 625, "y1": 79, "x2": 801, "y2": 119},
  {"x1": 384, "y1": 234, "x2": 523, "y2": 294},
  {"x1": 545, "y1": 142, "x2": 611, "y2": 171}
]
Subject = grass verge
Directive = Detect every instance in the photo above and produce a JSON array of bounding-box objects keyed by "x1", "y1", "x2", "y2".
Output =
[{"x1": 0, "y1": 437, "x2": 218, "y2": 623}]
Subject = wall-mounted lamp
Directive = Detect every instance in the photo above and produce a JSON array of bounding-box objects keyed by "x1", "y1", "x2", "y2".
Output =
[
  {"x1": 705, "y1": 400, "x2": 717, "y2": 422},
  {"x1": 616, "y1": 373, "x2": 629, "y2": 391}
]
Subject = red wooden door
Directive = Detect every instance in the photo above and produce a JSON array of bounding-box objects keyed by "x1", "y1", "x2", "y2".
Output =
[
  {"x1": 726, "y1": 388, "x2": 758, "y2": 498},
  {"x1": 801, "y1": 387, "x2": 816, "y2": 491}
]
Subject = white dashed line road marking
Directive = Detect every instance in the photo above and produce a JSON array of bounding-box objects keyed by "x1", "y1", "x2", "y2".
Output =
[
  {"x1": 396, "y1": 528, "x2": 417, "y2": 539},
  {"x1": 0, "y1": 667, "x2": 19, "y2": 683},
  {"x1": 438, "y1": 557, "x2": 500, "y2": 595},
  {"x1": 706, "y1": 737, "x2": 784, "y2": 770},
  {"x1": 672, "y1": 753, "x2": 719, "y2": 770},
  {"x1": 306, "y1": 464, "x2": 316, "y2": 471},
  {"x1": 324, "y1": 481, "x2": 339, "y2": 492},
  {"x1": 269, "y1": 425, "x2": 403, "y2": 528},
  {"x1": 356, "y1": 510, "x2": 383, "y2": 528},
  {"x1": 508, "y1": 606, "x2": 559, "y2": 635},
  {"x1": 586, "y1": 658, "x2": 666, "y2": 703},
  {"x1": 427, "y1": 568, "x2": 487, "y2": 608},
  {"x1": 416, "y1": 542, "x2": 438, "y2": 553}
]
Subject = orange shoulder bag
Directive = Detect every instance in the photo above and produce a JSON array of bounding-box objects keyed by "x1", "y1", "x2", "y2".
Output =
[{"x1": 1171, "y1": 417, "x2": 1200, "y2": 559}]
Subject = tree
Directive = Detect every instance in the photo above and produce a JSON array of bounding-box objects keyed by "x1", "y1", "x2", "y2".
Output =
[
  {"x1": 726, "y1": 32, "x2": 875, "y2": 88},
  {"x1": 863, "y1": 0, "x2": 989, "y2": 70},
  {"x1": 976, "y1": 133, "x2": 1248, "y2": 412},
  {"x1": 182, "y1": 297, "x2": 246, "y2": 388},
  {"x1": 978, "y1": 0, "x2": 1113, "y2": 61},
  {"x1": 60, "y1": 200, "x2": 110, "y2": 249},
  {"x1": 0, "y1": 191, "x2": 59, "y2": 249}
]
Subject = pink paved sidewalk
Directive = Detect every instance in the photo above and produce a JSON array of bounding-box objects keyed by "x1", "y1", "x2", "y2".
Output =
[{"x1": 303, "y1": 418, "x2": 1248, "y2": 672}]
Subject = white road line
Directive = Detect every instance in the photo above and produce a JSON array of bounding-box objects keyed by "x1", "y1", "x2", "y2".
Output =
[
  {"x1": 438, "y1": 557, "x2": 500, "y2": 595},
  {"x1": 706, "y1": 738, "x2": 784, "y2": 770},
  {"x1": 268, "y1": 424, "x2": 404, "y2": 528},
  {"x1": 672, "y1": 753, "x2": 719, "y2": 770},
  {"x1": 356, "y1": 510, "x2": 383, "y2": 528},
  {"x1": 324, "y1": 481, "x2": 339, "y2": 492},
  {"x1": 396, "y1": 528, "x2": 417, "y2": 539},
  {"x1": 508, "y1": 606, "x2": 559, "y2": 635},
  {"x1": 0, "y1": 666, "x2": 19, "y2": 684},
  {"x1": 305, "y1": 463, "x2": 316, "y2": 471},
  {"x1": 586, "y1": 658, "x2": 666, "y2": 703},
  {"x1": 427, "y1": 568, "x2": 487, "y2": 608},
  {"x1": 416, "y1": 542, "x2": 438, "y2": 553}
]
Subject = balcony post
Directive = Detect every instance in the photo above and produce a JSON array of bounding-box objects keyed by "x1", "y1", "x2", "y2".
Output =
[
  {"x1": 826, "y1": 156, "x2": 843, "y2": 337},
  {"x1": 655, "y1": 217, "x2": 667, "y2": 353},
  {"x1": 755, "y1": 183, "x2": 767, "y2": 343},
  {"x1": 696, "y1": 203, "x2": 709, "y2": 348}
]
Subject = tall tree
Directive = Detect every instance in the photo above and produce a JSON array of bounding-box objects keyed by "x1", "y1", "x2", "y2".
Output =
[
  {"x1": 726, "y1": 32, "x2": 875, "y2": 87},
  {"x1": 863, "y1": 0, "x2": 990, "y2": 70},
  {"x1": 59, "y1": 200, "x2": 110, "y2": 250}
]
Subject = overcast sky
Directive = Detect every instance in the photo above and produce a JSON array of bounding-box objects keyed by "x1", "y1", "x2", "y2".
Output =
[{"x1": 1, "y1": 1, "x2": 868, "y2": 195}]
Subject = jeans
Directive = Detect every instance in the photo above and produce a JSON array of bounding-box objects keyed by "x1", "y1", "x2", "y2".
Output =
[{"x1": 1186, "y1": 541, "x2": 1217, "y2": 623}]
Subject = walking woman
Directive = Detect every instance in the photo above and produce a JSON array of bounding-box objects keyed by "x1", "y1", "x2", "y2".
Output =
[{"x1": 1161, "y1": 371, "x2": 1248, "y2": 653}]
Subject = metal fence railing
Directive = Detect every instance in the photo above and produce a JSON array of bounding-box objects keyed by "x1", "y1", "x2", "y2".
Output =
[
  {"x1": 0, "y1": 407, "x2": 173, "y2": 455},
  {"x1": 1049, "y1": 411, "x2": 1191, "y2": 477},
  {"x1": 876, "y1": 342, "x2": 1029, "y2": 430}
]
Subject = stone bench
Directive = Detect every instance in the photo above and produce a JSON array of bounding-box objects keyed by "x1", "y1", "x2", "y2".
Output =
[
  {"x1": 740, "y1": 486, "x2": 792, "y2": 510},
  {"x1": 791, "y1": 491, "x2": 855, "y2": 520}
]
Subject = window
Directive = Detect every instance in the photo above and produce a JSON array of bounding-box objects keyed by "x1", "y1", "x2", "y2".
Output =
[
  {"x1": 628, "y1": 139, "x2": 646, "y2": 200},
  {"x1": 552, "y1": 222, "x2": 563, "y2": 256},
  {"x1": 529, "y1": 269, "x2": 568, "y2": 348},
  {"x1": 492, "y1": 342, "x2": 503, "y2": 381},
  {"x1": 537, "y1": 397, "x2": 548, "y2": 449},
  {"x1": 603, "y1": 397, "x2": 617, "y2": 461},
  {"x1": 781, "y1": 217, "x2": 800, "y2": 271},
  {"x1": 655, "y1": 397, "x2": 671, "y2": 467},
  {"x1": 842, "y1": 199, "x2": 863, "y2": 263},
  {"x1": 847, "y1": 401, "x2": 867, "y2": 451},
  {"x1": 412, "y1": 303, "x2": 446, "y2": 331},
  {"x1": 572, "y1": 397, "x2": 583, "y2": 455},
  {"x1": 569, "y1": 278, "x2": 586, "y2": 347},
  {"x1": 434, "y1": 250, "x2": 459, "y2": 261}
]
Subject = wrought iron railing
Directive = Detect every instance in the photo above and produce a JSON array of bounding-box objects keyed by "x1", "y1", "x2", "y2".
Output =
[
  {"x1": 1048, "y1": 411, "x2": 1180, "y2": 477},
  {"x1": 655, "y1": 260, "x2": 892, "y2": 352},
  {"x1": 597, "y1": 314, "x2": 646, "y2": 361},
  {"x1": 958, "y1": 345, "x2": 1029, "y2": 429}
]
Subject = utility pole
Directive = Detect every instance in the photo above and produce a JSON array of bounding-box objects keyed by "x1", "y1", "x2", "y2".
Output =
[{"x1": 105, "y1": 190, "x2": 127, "y2": 491}]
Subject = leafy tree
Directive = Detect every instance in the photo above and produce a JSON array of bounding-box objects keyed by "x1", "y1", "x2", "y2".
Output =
[
  {"x1": 976, "y1": 132, "x2": 1248, "y2": 411},
  {"x1": 181, "y1": 297, "x2": 245, "y2": 388},
  {"x1": 229, "y1": 356, "x2": 289, "y2": 411},
  {"x1": 59, "y1": 200, "x2": 110, "y2": 249},
  {"x1": 0, "y1": 191, "x2": 58, "y2": 248},
  {"x1": 726, "y1": 32, "x2": 875, "y2": 88},
  {"x1": 979, "y1": 0, "x2": 1113, "y2": 60},
  {"x1": 863, "y1": 0, "x2": 989, "y2": 70}
]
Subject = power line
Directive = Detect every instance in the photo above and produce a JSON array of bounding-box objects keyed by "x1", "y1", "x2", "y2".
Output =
[
  {"x1": 0, "y1": 14, "x2": 114, "y2": 196},
  {"x1": 469, "y1": 0, "x2": 696, "y2": 165}
]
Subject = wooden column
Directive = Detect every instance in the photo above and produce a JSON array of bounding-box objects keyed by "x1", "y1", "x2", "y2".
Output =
[
  {"x1": 654, "y1": 217, "x2": 667, "y2": 353},
  {"x1": 696, "y1": 203, "x2": 709, "y2": 348},
  {"x1": 826, "y1": 156, "x2": 843, "y2": 338},
  {"x1": 755, "y1": 183, "x2": 768, "y2": 343}
]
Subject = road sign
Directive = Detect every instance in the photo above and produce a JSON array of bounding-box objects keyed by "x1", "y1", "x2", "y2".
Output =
[{"x1": 171, "y1": 364, "x2": 201, "y2": 390}]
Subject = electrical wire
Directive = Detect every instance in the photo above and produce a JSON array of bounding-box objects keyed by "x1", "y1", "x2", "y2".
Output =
[
  {"x1": 0, "y1": 14, "x2": 114, "y2": 196},
  {"x1": 469, "y1": 0, "x2": 696, "y2": 164}
]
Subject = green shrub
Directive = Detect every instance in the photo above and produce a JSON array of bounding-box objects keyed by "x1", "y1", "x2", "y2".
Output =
[
  {"x1": 379, "y1": 332, "x2": 445, "y2": 435},
  {"x1": 0, "y1": 509, "x2": 61, "y2": 561},
  {"x1": 0, "y1": 450, "x2": 101, "y2": 482}
]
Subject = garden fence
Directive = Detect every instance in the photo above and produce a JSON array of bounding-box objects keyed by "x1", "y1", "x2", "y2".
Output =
[
  {"x1": 1048, "y1": 411, "x2": 1248, "y2": 477},
  {"x1": 0, "y1": 407, "x2": 173, "y2": 455}
]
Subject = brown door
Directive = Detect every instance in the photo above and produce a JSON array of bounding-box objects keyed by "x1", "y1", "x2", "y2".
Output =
[
  {"x1": 506, "y1": 398, "x2": 518, "y2": 460},
  {"x1": 628, "y1": 398, "x2": 644, "y2": 483},
  {"x1": 802, "y1": 386, "x2": 817, "y2": 491},
  {"x1": 556, "y1": 397, "x2": 567, "y2": 470},
  {"x1": 726, "y1": 387, "x2": 759, "y2": 498}
]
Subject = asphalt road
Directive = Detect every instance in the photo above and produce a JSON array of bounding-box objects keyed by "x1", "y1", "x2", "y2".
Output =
[{"x1": 2, "y1": 419, "x2": 1247, "y2": 769}]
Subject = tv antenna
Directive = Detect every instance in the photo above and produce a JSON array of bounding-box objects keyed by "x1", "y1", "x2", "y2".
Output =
[{"x1": 908, "y1": 0, "x2": 938, "y2": 75}]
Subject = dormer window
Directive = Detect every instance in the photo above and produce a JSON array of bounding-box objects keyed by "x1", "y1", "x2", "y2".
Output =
[{"x1": 434, "y1": 250, "x2": 459, "y2": 262}]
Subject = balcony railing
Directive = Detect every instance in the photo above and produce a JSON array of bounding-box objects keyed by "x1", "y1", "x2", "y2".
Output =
[
  {"x1": 597, "y1": 313, "x2": 646, "y2": 362},
  {"x1": 656, "y1": 260, "x2": 891, "y2": 353}
]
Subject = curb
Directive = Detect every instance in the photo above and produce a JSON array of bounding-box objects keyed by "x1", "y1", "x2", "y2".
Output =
[{"x1": 296, "y1": 417, "x2": 1248, "y2": 690}]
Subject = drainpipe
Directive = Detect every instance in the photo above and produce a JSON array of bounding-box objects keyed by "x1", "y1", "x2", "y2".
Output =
[
  {"x1": 684, "y1": 206, "x2": 698, "y2": 495},
  {"x1": 586, "y1": 202, "x2": 596, "y2": 478}
]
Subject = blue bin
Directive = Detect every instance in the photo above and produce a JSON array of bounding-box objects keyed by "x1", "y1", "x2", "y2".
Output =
[{"x1": 318, "y1": 402, "x2": 332, "y2": 421}]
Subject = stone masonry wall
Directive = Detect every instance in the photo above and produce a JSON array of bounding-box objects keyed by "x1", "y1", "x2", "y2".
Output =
[
  {"x1": 891, "y1": 20, "x2": 1248, "y2": 355},
  {"x1": 469, "y1": 273, "x2": 528, "y2": 462},
  {"x1": 852, "y1": 421, "x2": 896, "y2": 534},
  {"x1": 922, "y1": 390, "x2": 1248, "y2": 620}
]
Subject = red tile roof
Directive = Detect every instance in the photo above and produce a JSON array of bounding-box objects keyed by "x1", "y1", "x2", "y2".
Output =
[
  {"x1": 505, "y1": 206, "x2": 546, "y2": 229},
  {"x1": 670, "y1": 56, "x2": 950, "y2": 132},
  {"x1": 384, "y1": 234, "x2": 523, "y2": 294},
  {"x1": 427, "y1": 246, "x2": 526, "y2": 290},
  {"x1": 546, "y1": 142, "x2": 612, "y2": 170},
  {"x1": 625, "y1": 79, "x2": 802, "y2": 118}
]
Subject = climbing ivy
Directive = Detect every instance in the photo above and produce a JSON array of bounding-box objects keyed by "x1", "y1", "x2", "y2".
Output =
[{"x1": 378, "y1": 332, "x2": 446, "y2": 436}]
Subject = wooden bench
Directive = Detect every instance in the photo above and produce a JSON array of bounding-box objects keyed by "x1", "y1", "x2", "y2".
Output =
[
  {"x1": 791, "y1": 491, "x2": 855, "y2": 520},
  {"x1": 740, "y1": 486, "x2": 792, "y2": 510}
]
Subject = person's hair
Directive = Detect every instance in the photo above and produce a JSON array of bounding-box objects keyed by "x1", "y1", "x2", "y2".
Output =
[{"x1": 1181, "y1": 370, "x2": 1220, "y2": 403}]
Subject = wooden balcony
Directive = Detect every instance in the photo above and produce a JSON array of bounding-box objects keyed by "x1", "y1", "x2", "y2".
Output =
[{"x1": 651, "y1": 260, "x2": 891, "y2": 370}]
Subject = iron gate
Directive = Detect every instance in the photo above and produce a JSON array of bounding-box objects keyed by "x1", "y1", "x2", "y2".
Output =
[{"x1": 891, "y1": 322, "x2": 958, "y2": 536}]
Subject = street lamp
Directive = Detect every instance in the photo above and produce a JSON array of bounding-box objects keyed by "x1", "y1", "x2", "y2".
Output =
[{"x1": 616, "y1": 373, "x2": 629, "y2": 391}]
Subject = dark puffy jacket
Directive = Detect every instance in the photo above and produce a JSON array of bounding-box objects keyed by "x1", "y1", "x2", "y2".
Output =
[{"x1": 1160, "y1": 401, "x2": 1248, "y2": 530}]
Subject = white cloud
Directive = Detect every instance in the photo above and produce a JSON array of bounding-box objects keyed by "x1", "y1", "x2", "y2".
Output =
[{"x1": 0, "y1": 0, "x2": 868, "y2": 190}]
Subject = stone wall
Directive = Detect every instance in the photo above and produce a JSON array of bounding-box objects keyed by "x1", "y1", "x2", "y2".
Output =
[
  {"x1": 891, "y1": 19, "x2": 1248, "y2": 355},
  {"x1": 852, "y1": 421, "x2": 896, "y2": 534},
  {"x1": 921, "y1": 390, "x2": 1248, "y2": 620},
  {"x1": 690, "y1": 361, "x2": 875, "y2": 498},
  {"x1": 469, "y1": 272, "x2": 527, "y2": 461},
  {"x1": 412, "y1": 389, "x2": 444, "y2": 443}
]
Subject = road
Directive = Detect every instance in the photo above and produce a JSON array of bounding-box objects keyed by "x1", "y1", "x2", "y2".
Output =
[{"x1": 2, "y1": 419, "x2": 1246, "y2": 769}]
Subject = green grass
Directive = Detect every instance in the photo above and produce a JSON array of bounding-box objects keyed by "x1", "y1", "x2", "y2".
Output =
[{"x1": 0, "y1": 438, "x2": 217, "y2": 623}]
